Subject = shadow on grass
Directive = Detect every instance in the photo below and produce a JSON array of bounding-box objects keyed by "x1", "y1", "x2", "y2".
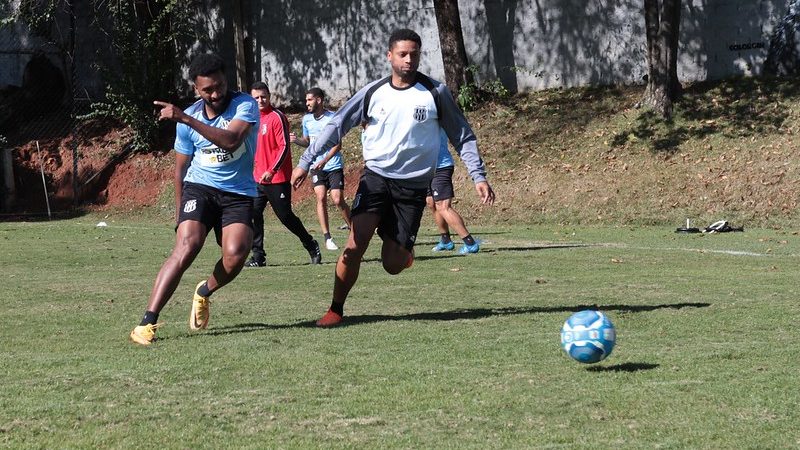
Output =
[
  {"x1": 490, "y1": 244, "x2": 593, "y2": 252},
  {"x1": 257, "y1": 241, "x2": 582, "y2": 268},
  {"x1": 586, "y1": 362, "x2": 659, "y2": 372},
  {"x1": 0, "y1": 208, "x2": 92, "y2": 223},
  {"x1": 187, "y1": 301, "x2": 710, "y2": 336}
]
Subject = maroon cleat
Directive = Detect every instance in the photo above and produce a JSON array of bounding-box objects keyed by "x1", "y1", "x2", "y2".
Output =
[{"x1": 316, "y1": 308, "x2": 343, "y2": 327}]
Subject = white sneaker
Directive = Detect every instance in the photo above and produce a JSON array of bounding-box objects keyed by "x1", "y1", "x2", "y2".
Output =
[{"x1": 325, "y1": 238, "x2": 339, "y2": 250}]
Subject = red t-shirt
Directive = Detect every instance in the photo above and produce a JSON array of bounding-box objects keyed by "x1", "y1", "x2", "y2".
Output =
[{"x1": 252, "y1": 106, "x2": 292, "y2": 185}]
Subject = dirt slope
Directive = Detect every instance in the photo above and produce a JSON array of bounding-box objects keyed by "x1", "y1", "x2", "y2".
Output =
[{"x1": 8, "y1": 78, "x2": 800, "y2": 228}]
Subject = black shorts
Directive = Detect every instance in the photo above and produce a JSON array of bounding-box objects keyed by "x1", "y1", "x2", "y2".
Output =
[
  {"x1": 427, "y1": 166, "x2": 455, "y2": 201},
  {"x1": 178, "y1": 182, "x2": 254, "y2": 245},
  {"x1": 256, "y1": 182, "x2": 293, "y2": 209},
  {"x1": 351, "y1": 168, "x2": 427, "y2": 251},
  {"x1": 311, "y1": 168, "x2": 345, "y2": 190}
]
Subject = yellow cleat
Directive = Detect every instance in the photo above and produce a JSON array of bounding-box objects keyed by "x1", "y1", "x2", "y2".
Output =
[
  {"x1": 189, "y1": 281, "x2": 210, "y2": 330},
  {"x1": 130, "y1": 323, "x2": 160, "y2": 346}
]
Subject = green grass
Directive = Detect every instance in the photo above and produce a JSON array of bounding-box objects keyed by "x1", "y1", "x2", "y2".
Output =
[{"x1": 2, "y1": 216, "x2": 799, "y2": 448}]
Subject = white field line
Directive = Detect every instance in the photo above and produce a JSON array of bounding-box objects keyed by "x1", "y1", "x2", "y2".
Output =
[
  {"x1": 597, "y1": 243, "x2": 771, "y2": 257},
  {"x1": 506, "y1": 241, "x2": 781, "y2": 257}
]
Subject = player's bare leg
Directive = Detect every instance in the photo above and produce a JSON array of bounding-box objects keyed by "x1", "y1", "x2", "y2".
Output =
[
  {"x1": 333, "y1": 212, "x2": 379, "y2": 302},
  {"x1": 436, "y1": 198, "x2": 480, "y2": 254},
  {"x1": 207, "y1": 222, "x2": 253, "y2": 292},
  {"x1": 427, "y1": 196, "x2": 454, "y2": 252},
  {"x1": 145, "y1": 220, "x2": 207, "y2": 313},
  {"x1": 314, "y1": 184, "x2": 330, "y2": 238},
  {"x1": 190, "y1": 222, "x2": 252, "y2": 330},
  {"x1": 435, "y1": 198, "x2": 469, "y2": 238},
  {"x1": 330, "y1": 188, "x2": 352, "y2": 228},
  {"x1": 131, "y1": 221, "x2": 207, "y2": 344},
  {"x1": 380, "y1": 238, "x2": 413, "y2": 274},
  {"x1": 318, "y1": 212, "x2": 379, "y2": 327}
]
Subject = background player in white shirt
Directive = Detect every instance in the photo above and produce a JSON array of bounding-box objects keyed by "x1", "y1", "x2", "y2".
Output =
[{"x1": 291, "y1": 29, "x2": 495, "y2": 327}]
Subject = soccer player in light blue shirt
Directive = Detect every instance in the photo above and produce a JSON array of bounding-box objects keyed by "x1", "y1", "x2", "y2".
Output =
[
  {"x1": 427, "y1": 129, "x2": 481, "y2": 254},
  {"x1": 130, "y1": 54, "x2": 259, "y2": 345},
  {"x1": 290, "y1": 87, "x2": 351, "y2": 251}
]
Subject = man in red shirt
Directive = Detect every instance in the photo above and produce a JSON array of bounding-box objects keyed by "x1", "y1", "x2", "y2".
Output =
[{"x1": 247, "y1": 81, "x2": 321, "y2": 266}]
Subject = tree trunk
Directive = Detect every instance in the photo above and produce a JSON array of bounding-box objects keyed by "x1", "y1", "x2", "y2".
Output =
[
  {"x1": 642, "y1": 0, "x2": 682, "y2": 118},
  {"x1": 433, "y1": 0, "x2": 473, "y2": 97},
  {"x1": 232, "y1": 0, "x2": 248, "y2": 91}
]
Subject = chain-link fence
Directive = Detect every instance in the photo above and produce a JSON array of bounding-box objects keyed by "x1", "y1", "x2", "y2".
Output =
[
  {"x1": 0, "y1": 2, "x2": 120, "y2": 218},
  {"x1": 3, "y1": 5, "x2": 74, "y2": 217}
]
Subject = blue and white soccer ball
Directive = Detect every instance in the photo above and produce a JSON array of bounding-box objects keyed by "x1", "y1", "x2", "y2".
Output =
[{"x1": 560, "y1": 310, "x2": 616, "y2": 364}]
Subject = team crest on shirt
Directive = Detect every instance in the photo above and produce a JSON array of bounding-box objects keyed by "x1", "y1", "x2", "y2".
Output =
[
  {"x1": 184, "y1": 199, "x2": 197, "y2": 213},
  {"x1": 413, "y1": 106, "x2": 427, "y2": 122},
  {"x1": 261, "y1": 124, "x2": 268, "y2": 135},
  {"x1": 352, "y1": 193, "x2": 361, "y2": 210}
]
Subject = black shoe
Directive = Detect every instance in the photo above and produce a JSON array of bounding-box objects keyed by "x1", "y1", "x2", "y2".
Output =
[
  {"x1": 307, "y1": 240, "x2": 322, "y2": 264},
  {"x1": 245, "y1": 257, "x2": 266, "y2": 267}
]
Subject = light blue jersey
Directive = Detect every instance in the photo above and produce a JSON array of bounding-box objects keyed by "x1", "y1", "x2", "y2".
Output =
[
  {"x1": 174, "y1": 92, "x2": 259, "y2": 197},
  {"x1": 302, "y1": 110, "x2": 343, "y2": 171},
  {"x1": 436, "y1": 129, "x2": 455, "y2": 169}
]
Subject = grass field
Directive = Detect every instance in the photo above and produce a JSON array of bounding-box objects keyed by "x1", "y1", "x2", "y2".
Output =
[{"x1": 2, "y1": 215, "x2": 799, "y2": 448}]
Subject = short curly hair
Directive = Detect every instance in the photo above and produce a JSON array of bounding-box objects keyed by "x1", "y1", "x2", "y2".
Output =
[
  {"x1": 389, "y1": 29, "x2": 422, "y2": 49},
  {"x1": 188, "y1": 54, "x2": 226, "y2": 81}
]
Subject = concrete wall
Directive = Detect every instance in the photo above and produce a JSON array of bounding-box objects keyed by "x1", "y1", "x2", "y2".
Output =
[
  {"x1": 244, "y1": 0, "x2": 788, "y2": 105},
  {"x1": 0, "y1": 0, "x2": 106, "y2": 103},
  {"x1": 0, "y1": 0, "x2": 790, "y2": 106}
]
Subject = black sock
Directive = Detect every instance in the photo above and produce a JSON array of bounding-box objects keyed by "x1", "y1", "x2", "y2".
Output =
[
  {"x1": 441, "y1": 233, "x2": 452, "y2": 244},
  {"x1": 330, "y1": 301, "x2": 344, "y2": 316},
  {"x1": 140, "y1": 311, "x2": 159, "y2": 326},
  {"x1": 324, "y1": 232, "x2": 332, "y2": 240},
  {"x1": 463, "y1": 235, "x2": 476, "y2": 246},
  {"x1": 197, "y1": 281, "x2": 213, "y2": 298}
]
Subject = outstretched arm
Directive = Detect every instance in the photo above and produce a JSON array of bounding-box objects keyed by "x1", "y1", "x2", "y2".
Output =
[
  {"x1": 296, "y1": 80, "x2": 381, "y2": 171},
  {"x1": 436, "y1": 86, "x2": 487, "y2": 184},
  {"x1": 436, "y1": 85, "x2": 495, "y2": 205},
  {"x1": 154, "y1": 100, "x2": 254, "y2": 152},
  {"x1": 313, "y1": 144, "x2": 342, "y2": 170}
]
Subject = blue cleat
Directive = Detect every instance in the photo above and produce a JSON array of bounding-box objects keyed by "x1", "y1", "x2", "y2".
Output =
[
  {"x1": 432, "y1": 240, "x2": 455, "y2": 252},
  {"x1": 458, "y1": 241, "x2": 480, "y2": 254}
]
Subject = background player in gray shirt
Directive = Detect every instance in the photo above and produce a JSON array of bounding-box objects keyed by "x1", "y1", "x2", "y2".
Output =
[{"x1": 291, "y1": 28, "x2": 495, "y2": 327}]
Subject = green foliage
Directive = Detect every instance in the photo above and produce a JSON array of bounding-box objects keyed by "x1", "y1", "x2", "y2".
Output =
[
  {"x1": 79, "y1": 87, "x2": 157, "y2": 154},
  {"x1": 3, "y1": 0, "x2": 59, "y2": 37},
  {"x1": 9, "y1": 0, "x2": 190, "y2": 152},
  {"x1": 457, "y1": 65, "x2": 511, "y2": 111},
  {"x1": 2, "y1": 219, "x2": 799, "y2": 447},
  {"x1": 81, "y1": 0, "x2": 190, "y2": 152}
]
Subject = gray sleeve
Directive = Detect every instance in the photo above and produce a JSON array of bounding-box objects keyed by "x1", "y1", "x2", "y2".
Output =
[
  {"x1": 297, "y1": 83, "x2": 372, "y2": 171},
  {"x1": 436, "y1": 84, "x2": 488, "y2": 184}
]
